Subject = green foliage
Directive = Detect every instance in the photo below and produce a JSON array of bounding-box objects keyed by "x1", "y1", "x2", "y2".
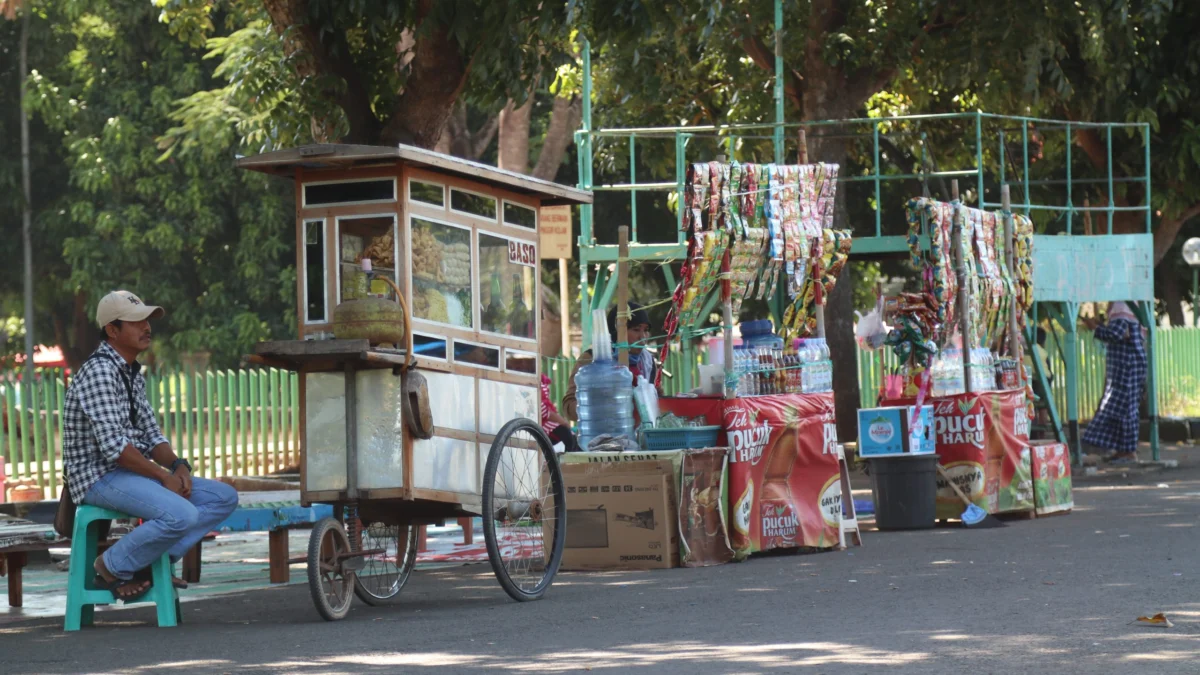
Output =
[{"x1": 0, "y1": 0, "x2": 294, "y2": 367}]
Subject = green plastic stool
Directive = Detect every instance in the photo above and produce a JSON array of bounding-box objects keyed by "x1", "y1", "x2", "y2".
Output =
[{"x1": 63, "y1": 505, "x2": 181, "y2": 631}]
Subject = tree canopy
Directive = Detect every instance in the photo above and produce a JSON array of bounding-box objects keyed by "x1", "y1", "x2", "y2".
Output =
[
  {"x1": 1, "y1": 0, "x2": 294, "y2": 369},
  {"x1": 3, "y1": 0, "x2": 1199, "y2": 380}
]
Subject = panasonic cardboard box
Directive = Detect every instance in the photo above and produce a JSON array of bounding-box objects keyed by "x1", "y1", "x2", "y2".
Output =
[{"x1": 558, "y1": 460, "x2": 678, "y2": 571}]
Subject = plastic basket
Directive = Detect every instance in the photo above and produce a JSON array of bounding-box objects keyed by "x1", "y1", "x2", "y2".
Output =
[{"x1": 640, "y1": 425, "x2": 721, "y2": 451}]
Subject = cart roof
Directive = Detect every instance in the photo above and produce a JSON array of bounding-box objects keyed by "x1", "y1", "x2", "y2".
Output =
[{"x1": 236, "y1": 143, "x2": 592, "y2": 206}]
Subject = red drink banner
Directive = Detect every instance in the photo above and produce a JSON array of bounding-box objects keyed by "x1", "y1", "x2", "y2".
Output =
[
  {"x1": 723, "y1": 393, "x2": 840, "y2": 557},
  {"x1": 883, "y1": 390, "x2": 1033, "y2": 518}
]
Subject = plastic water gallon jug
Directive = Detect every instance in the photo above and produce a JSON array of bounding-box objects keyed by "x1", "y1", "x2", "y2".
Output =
[{"x1": 575, "y1": 308, "x2": 635, "y2": 449}]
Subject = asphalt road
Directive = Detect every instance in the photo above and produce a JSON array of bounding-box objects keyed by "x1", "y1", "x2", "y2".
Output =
[{"x1": 3, "y1": 457, "x2": 1199, "y2": 675}]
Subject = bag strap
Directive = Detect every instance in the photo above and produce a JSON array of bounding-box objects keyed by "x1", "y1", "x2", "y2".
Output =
[{"x1": 83, "y1": 350, "x2": 139, "y2": 428}]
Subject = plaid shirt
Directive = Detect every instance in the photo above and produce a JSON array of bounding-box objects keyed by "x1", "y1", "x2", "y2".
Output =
[
  {"x1": 1082, "y1": 318, "x2": 1147, "y2": 453},
  {"x1": 62, "y1": 342, "x2": 168, "y2": 503}
]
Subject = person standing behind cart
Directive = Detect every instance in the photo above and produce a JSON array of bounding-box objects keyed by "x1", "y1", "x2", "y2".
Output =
[
  {"x1": 540, "y1": 373, "x2": 580, "y2": 452},
  {"x1": 62, "y1": 291, "x2": 239, "y2": 601},
  {"x1": 1081, "y1": 302, "x2": 1147, "y2": 464},
  {"x1": 561, "y1": 302, "x2": 658, "y2": 424}
]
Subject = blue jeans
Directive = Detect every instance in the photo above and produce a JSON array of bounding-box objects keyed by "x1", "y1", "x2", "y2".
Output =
[{"x1": 83, "y1": 469, "x2": 239, "y2": 580}]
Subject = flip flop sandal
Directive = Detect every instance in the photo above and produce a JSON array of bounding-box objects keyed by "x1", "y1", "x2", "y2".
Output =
[
  {"x1": 92, "y1": 575, "x2": 152, "y2": 603},
  {"x1": 133, "y1": 567, "x2": 188, "y2": 589}
]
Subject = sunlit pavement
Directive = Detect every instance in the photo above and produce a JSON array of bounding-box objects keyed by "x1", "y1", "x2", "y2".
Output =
[{"x1": 2, "y1": 445, "x2": 1198, "y2": 674}]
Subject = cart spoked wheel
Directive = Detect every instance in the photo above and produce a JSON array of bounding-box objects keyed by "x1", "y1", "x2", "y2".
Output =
[
  {"x1": 307, "y1": 517, "x2": 355, "y2": 621},
  {"x1": 482, "y1": 417, "x2": 566, "y2": 602},
  {"x1": 353, "y1": 521, "x2": 418, "y2": 606}
]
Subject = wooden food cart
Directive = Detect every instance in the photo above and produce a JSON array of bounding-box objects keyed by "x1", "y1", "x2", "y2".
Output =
[{"x1": 237, "y1": 144, "x2": 592, "y2": 620}]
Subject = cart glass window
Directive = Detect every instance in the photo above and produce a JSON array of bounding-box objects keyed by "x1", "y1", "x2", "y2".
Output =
[
  {"x1": 478, "y1": 233, "x2": 536, "y2": 341},
  {"x1": 409, "y1": 179, "x2": 444, "y2": 208},
  {"x1": 503, "y1": 201, "x2": 537, "y2": 230},
  {"x1": 412, "y1": 333, "x2": 448, "y2": 360},
  {"x1": 453, "y1": 340, "x2": 500, "y2": 369},
  {"x1": 410, "y1": 217, "x2": 473, "y2": 328},
  {"x1": 337, "y1": 216, "x2": 398, "y2": 302},
  {"x1": 505, "y1": 349, "x2": 537, "y2": 374},
  {"x1": 450, "y1": 188, "x2": 497, "y2": 221},
  {"x1": 304, "y1": 178, "x2": 395, "y2": 206},
  {"x1": 304, "y1": 219, "x2": 327, "y2": 323}
]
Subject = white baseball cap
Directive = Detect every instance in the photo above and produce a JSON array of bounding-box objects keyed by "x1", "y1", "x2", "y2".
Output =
[{"x1": 95, "y1": 290, "x2": 165, "y2": 328}]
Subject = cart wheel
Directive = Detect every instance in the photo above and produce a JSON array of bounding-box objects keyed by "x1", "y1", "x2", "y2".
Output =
[
  {"x1": 482, "y1": 417, "x2": 566, "y2": 602},
  {"x1": 307, "y1": 517, "x2": 355, "y2": 621},
  {"x1": 353, "y1": 522, "x2": 418, "y2": 606}
]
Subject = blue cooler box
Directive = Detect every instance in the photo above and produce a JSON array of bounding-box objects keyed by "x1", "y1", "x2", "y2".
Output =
[{"x1": 857, "y1": 405, "x2": 934, "y2": 457}]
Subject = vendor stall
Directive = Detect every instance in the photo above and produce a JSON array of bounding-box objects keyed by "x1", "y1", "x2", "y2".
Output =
[
  {"x1": 237, "y1": 144, "x2": 591, "y2": 619},
  {"x1": 641, "y1": 141, "x2": 853, "y2": 558},
  {"x1": 868, "y1": 184, "x2": 1039, "y2": 519}
]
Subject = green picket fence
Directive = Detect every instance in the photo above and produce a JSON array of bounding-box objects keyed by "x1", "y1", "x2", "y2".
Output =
[
  {"x1": 546, "y1": 327, "x2": 1200, "y2": 421},
  {"x1": 3, "y1": 328, "x2": 1196, "y2": 499},
  {"x1": 0, "y1": 367, "x2": 299, "y2": 500},
  {"x1": 855, "y1": 327, "x2": 1200, "y2": 419}
]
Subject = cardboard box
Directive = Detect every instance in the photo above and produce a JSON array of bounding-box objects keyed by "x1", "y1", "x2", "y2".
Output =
[
  {"x1": 558, "y1": 460, "x2": 679, "y2": 570},
  {"x1": 857, "y1": 405, "x2": 934, "y2": 457}
]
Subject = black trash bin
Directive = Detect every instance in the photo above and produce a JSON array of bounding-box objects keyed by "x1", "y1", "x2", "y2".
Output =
[{"x1": 866, "y1": 454, "x2": 939, "y2": 530}]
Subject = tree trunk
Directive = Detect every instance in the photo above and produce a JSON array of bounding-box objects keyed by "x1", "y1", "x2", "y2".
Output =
[
  {"x1": 1161, "y1": 269, "x2": 1186, "y2": 327},
  {"x1": 378, "y1": 1, "x2": 471, "y2": 149},
  {"x1": 532, "y1": 96, "x2": 582, "y2": 181},
  {"x1": 498, "y1": 97, "x2": 533, "y2": 174},
  {"x1": 804, "y1": 93, "x2": 865, "y2": 442}
]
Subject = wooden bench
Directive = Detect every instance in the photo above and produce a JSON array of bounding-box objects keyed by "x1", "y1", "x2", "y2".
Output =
[
  {"x1": 1, "y1": 518, "x2": 66, "y2": 608},
  {"x1": 183, "y1": 491, "x2": 332, "y2": 585}
]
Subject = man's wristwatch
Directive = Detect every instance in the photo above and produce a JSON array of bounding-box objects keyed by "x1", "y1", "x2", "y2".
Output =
[{"x1": 170, "y1": 458, "x2": 192, "y2": 474}]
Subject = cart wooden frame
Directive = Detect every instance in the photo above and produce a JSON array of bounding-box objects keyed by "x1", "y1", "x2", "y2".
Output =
[{"x1": 238, "y1": 145, "x2": 592, "y2": 620}]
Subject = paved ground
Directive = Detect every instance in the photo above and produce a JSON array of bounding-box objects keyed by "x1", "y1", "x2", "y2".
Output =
[{"x1": 2, "y1": 445, "x2": 1198, "y2": 674}]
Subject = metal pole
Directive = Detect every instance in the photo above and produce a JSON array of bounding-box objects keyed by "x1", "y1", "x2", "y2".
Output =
[
  {"x1": 1022, "y1": 123, "x2": 1031, "y2": 216},
  {"x1": 974, "y1": 112, "x2": 984, "y2": 206},
  {"x1": 20, "y1": 8, "x2": 35, "y2": 383},
  {"x1": 629, "y1": 136, "x2": 637, "y2": 242},
  {"x1": 1062, "y1": 302, "x2": 1081, "y2": 463},
  {"x1": 559, "y1": 258, "x2": 571, "y2": 356},
  {"x1": 773, "y1": 0, "x2": 784, "y2": 164},
  {"x1": 1065, "y1": 122, "x2": 1073, "y2": 235},
  {"x1": 675, "y1": 131, "x2": 687, "y2": 238},
  {"x1": 722, "y1": 245, "x2": 735, "y2": 399},
  {"x1": 617, "y1": 226, "x2": 630, "y2": 367},
  {"x1": 1144, "y1": 124, "x2": 1152, "y2": 234},
  {"x1": 873, "y1": 121, "x2": 882, "y2": 237},
  {"x1": 1002, "y1": 186, "x2": 1021, "y2": 385},
  {"x1": 579, "y1": 40, "x2": 594, "y2": 348},
  {"x1": 952, "y1": 180, "x2": 973, "y2": 392},
  {"x1": 1106, "y1": 126, "x2": 1114, "y2": 235}
]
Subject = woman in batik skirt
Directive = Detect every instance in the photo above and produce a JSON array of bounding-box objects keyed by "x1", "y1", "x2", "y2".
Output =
[{"x1": 1082, "y1": 302, "x2": 1147, "y2": 464}]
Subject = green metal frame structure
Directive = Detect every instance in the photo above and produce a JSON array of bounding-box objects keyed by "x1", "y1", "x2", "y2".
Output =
[{"x1": 573, "y1": 5, "x2": 1160, "y2": 461}]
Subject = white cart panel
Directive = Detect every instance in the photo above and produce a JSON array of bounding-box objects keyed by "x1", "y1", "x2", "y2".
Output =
[
  {"x1": 423, "y1": 370, "x2": 476, "y2": 432},
  {"x1": 355, "y1": 369, "x2": 405, "y2": 490},
  {"x1": 478, "y1": 380, "x2": 537, "y2": 436},
  {"x1": 412, "y1": 436, "x2": 479, "y2": 494},
  {"x1": 305, "y1": 372, "x2": 348, "y2": 492}
]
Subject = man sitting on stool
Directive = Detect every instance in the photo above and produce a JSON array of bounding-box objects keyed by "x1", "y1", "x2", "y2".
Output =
[{"x1": 62, "y1": 291, "x2": 238, "y2": 600}]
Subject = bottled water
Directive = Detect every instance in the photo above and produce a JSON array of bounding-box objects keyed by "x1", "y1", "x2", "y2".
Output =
[
  {"x1": 817, "y1": 338, "x2": 833, "y2": 392},
  {"x1": 575, "y1": 309, "x2": 635, "y2": 449}
]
